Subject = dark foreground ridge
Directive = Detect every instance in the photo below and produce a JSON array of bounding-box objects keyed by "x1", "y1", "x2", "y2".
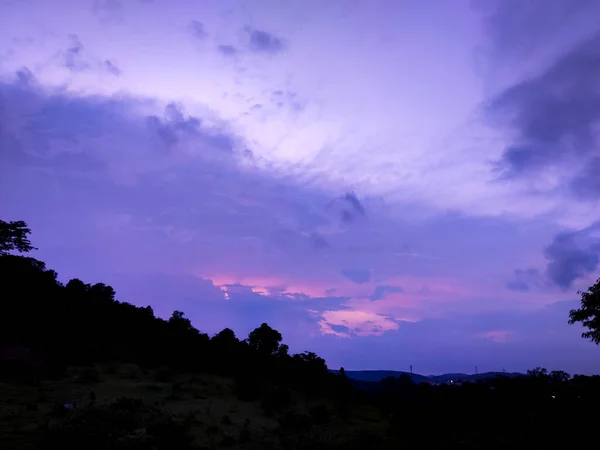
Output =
[{"x1": 1, "y1": 218, "x2": 600, "y2": 450}]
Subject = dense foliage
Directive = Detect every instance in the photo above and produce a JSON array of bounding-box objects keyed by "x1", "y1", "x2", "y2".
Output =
[
  {"x1": 0, "y1": 252, "x2": 334, "y2": 397},
  {"x1": 569, "y1": 277, "x2": 600, "y2": 344}
]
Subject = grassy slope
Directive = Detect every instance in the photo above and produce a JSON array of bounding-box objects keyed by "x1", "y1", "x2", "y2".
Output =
[{"x1": 0, "y1": 363, "x2": 383, "y2": 450}]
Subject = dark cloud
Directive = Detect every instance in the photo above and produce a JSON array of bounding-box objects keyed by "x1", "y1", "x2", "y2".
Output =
[
  {"x1": 92, "y1": 0, "x2": 123, "y2": 23},
  {"x1": 249, "y1": 29, "x2": 284, "y2": 54},
  {"x1": 488, "y1": 31, "x2": 600, "y2": 179},
  {"x1": 145, "y1": 103, "x2": 235, "y2": 151},
  {"x1": 104, "y1": 59, "x2": 122, "y2": 76},
  {"x1": 369, "y1": 285, "x2": 404, "y2": 301},
  {"x1": 0, "y1": 79, "x2": 238, "y2": 170},
  {"x1": 15, "y1": 67, "x2": 35, "y2": 85},
  {"x1": 506, "y1": 279, "x2": 529, "y2": 292},
  {"x1": 0, "y1": 75, "x2": 348, "y2": 257},
  {"x1": 189, "y1": 20, "x2": 207, "y2": 40},
  {"x1": 480, "y1": 0, "x2": 600, "y2": 298},
  {"x1": 341, "y1": 268, "x2": 371, "y2": 284},
  {"x1": 217, "y1": 45, "x2": 237, "y2": 57},
  {"x1": 63, "y1": 34, "x2": 88, "y2": 72},
  {"x1": 328, "y1": 191, "x2": 366, "y2": 224},
  {"x1": 476, "y1": 0, "x2": 598, "y2": 62},
  {"x1": 506, "y1": 268, "x2": 547, "y2": 292},
  {"x1": 344, "y1": 191, "x2": 365, "y2": 216},
  {"x1": 570, "y1": 157, "x2": 600, "y2": 199},
  {"x1": 543, "y1": 229, "x2": 600, "y2": 289},
  {"x1": 483, "y1": 29, "x2": 600, "y2": 203},
  {"x1": 57, "y1": 35, "x2": 121, "y2": 76},
  {"x1": 329, "y1": 324, "x2": 351, "y2": 335}
]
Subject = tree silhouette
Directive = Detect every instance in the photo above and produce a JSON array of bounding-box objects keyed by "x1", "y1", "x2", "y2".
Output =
[
  {"x1": 550, "y1": 370, "x2": 570, "y2": 383},
  {"x1": 568, "y1": 277, "x2": 600, "y2": 344},
  {"x1": 169, "y1": 310, "x2": 196, "y2": 333},
  {"x1": 247, "y1": 323, "x2": 282, "y2": 356},
  {"x1": 527, "y1": 367, "x2": 548, "y2": 378},
  {"x1": 0, "y1": 219, "x2": 36, "y2": 255},
  {"x1": 212, "y1": 328, "x2": 239, "y2": 347}
]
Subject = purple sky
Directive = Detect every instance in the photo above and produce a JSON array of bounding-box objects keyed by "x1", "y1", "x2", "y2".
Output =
[{"x1": 1, "y1": 0, "x2": 600, "y2": 375}]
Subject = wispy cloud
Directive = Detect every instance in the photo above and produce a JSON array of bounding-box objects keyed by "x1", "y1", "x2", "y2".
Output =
[
  {"x1": 341, "y1": 269, "x2": 371, "y2": 285},
  {"x1": 480, "y1": 330, "x2": 512, "y2": 343},
  {"x1": 217, "y1": 44, "x2": 237, "y2": 57},
  {"x1": 189, "y1": 20, "x2": 208, "y2": 40},
  {"x1": 248, "y1": 28, "x2": 285, "y2": 54},
  {"x1": 92, "y1": 0, "x2": 123, "y2": 24}
]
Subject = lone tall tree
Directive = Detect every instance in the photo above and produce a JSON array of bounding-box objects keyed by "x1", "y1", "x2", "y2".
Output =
[
  {"x1": 0, "y1": 220, "x2": 36, "y2": 256},
  {"x1": 569, "y1": 277, "x2": 600, "y2": 344},
  {"x1": 247, "y1": 323, "x2": 282, "y2": 356}
]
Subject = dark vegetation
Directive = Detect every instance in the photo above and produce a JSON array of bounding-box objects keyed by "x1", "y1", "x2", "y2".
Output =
[{"x1": 1, "y1": 218, "x2": 600, "y2": 449}]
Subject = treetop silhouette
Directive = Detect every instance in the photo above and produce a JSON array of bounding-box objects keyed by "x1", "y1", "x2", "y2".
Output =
[{"x1": 0, "y1": 219, "x2": 37, "y2": 255}]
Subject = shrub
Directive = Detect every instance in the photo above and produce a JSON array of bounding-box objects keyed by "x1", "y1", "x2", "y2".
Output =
[
  {"x1": 154, "y1": 367, "x2": 173, "y2": 383},
  {"x1": 104, "y1": 362, "x2": 118, "y2": 374},
  {"x1": 221, "y1": 414, "x2": 232, "y2": 425},
  {"x1": 233, "y1": 374, "x2": 261, "y2": 401},
  {"x1": 308, "y1": 404, "x2": 332, "y2": 425},
  {"x1": 78, "y1": 367, "x2": 100, "y2": 384},
  {"x1": 40, "y1": 398, "x2": 195, "y2": 450},
  {"x1": 277, "y1": 412, "x2": 313, "y2": 434},
  {"x1": 261, "y1": 386, "x2": 292, "y2": 416},
  {"x1": 145, "y1": 384, "x2": 163, "y2": 392}
]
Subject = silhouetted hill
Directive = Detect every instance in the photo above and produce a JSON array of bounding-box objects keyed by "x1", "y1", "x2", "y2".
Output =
[
  {"x1": 330, "y1": 369, "x2": 428, "y2": 383},
  {"x1": 330, "y1": 369, "x2": 524, "y2": 384},
  {"x1": 430, "y1": 371, "x2": 525, "y2": 383}
]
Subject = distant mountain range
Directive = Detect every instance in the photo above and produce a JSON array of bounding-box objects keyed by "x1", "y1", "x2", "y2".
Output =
[{"x1": 330, "y1": 370, "x2": 524, "y2": 384}]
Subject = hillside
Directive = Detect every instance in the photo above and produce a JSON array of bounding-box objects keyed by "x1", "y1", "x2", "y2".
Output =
[
  {"x1": 0, "y1": 363, "x2": 377, "y2": 450},
  {"x1": 429, "y1": 372, "x2": 525, "y2": 383},
  {"x1": 2, "y1": 219, "x2": 600, "y2": 450},
  {"x1": 329, "y1": 370, "x2": 428, "y2": 384},
  {"x1": 330, "y1": 370, "x2": 524, "y2": 384}
]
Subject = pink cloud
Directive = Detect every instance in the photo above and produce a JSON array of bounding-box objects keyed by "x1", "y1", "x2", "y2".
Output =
[
  {"x1": 480, "y1": 330, "x2": 512, "y2": 343},
  {"x1": 319, "y1": 310, "x2": 400, "y2": 337}
]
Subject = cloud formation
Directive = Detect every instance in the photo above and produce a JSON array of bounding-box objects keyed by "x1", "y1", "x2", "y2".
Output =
[
  {"x1": 92, "y1": 0, "x2": 123, "y2": 23},
  {"x1": 2, "y1": 0, "x2": 600, "y2": 374},
  {"x1": 103, "y1": 59, "x2": 122, "y2": 76},
  {"x1": 482, "y1": 1, "x2": 600, "y2": 209},
  {"x1": 480, "y1": 0, "x2": 600, "y2": 299},
  {"x1": 189, "y1": 21, "x2": 207, "y2": 40},
  {"x1": 62, "y1": 34, "x2": 88, "y2": 72},
  {"x1": 370, "y1": 285, "x2": 404, "y2": 301},
  {"x1": 488, "y1": 32, "x2": 600, "y2": 184},
  {"x1": 0, "y1": 74, "x2": 564, "y2": 339},
  {"x1": 543, "y1": 226, "x2": 600, "y2": 289},
  {"x1": 477, "y1": 0, "x2": 599, "y2": 62},
  {"x1": 248, "y1": 29, "x2": 285, "y2": 54},
  {"x1": 218, "y1": 44, "x2": 237, "y2": 56},
  {"x1": 506, "y1": 268, "x2": 548, "y2": 292},
  {"x1": 341, "y1": 269, "x2": 371, "y2": 285}
]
